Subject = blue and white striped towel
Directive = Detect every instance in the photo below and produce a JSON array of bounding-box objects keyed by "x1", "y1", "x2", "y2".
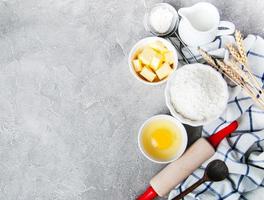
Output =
[{"x1": 169, "y1": 35, "x2": 264, "y2": 200}]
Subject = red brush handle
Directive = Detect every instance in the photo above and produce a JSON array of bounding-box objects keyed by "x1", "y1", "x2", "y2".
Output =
[{"x1": 208, "y1": 121, "x2": 238, "y2": 148}]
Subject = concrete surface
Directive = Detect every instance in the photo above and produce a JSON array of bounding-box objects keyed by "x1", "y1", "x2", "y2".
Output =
[{"x1": 0, "y1": 0, "x2": 263, "y2": 199}]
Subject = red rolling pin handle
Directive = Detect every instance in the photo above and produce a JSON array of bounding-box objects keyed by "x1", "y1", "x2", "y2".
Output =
[
  {"x1": 207, "y1": 120, "x2": 238, "y2": 148},
  {"x1": 137, "y1": 186, "x2": 157, "y2": 200}
]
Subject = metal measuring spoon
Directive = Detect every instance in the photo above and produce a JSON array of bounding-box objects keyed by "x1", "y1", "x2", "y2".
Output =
[
  {"x1": 144, "y1": 3, "x2": 198, "y2": 64},
  {"x1": 172, "y1": 160, "x2": 229, "y2": 200}
]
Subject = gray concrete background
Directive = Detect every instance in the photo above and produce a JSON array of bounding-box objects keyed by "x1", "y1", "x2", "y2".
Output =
[{"x1": 0, "y1": 0, "x2": 263, "y2": 199}]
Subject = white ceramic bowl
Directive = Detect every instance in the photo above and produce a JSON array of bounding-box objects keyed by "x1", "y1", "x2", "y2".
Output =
[
  {"x1": 165, "y1": 64, "x2": 229, "y2": 127},
  {"x1": 128, "y1": 37, "x2": 178, "y2": 85},
  {"x1": 143, "y1": 3, "x2": 179, "y2": 37},
  {"x1": 138, "y1": 115, "x2": 187, "y2": 164}
]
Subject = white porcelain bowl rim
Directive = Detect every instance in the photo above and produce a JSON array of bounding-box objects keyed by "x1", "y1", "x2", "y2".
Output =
[
  {"x1": 128, "y1": 37, "x2": 178, "y2": 86},
  {"x1": 137, "y1": 114, "x2": 188, "y2": 164},
  {"x1": 165, "y1": 64, "x2": 229, "y2": 127},
  {"x1": 144, "y1": 3, "x2": 179, "y2": 37}
]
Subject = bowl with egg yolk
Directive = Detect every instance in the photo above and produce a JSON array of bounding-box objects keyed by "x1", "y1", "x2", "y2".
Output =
[{"x1": 138, "y1": 115, "x2": 187, "y2": 163}]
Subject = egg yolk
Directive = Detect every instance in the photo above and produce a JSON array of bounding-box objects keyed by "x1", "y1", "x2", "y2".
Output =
[
  {"x1": 151, "y1": 129, "x2": 173, "y2": 150},
  {"x1": 141, "y1": 119, "x2": 182, "y2": 161}
]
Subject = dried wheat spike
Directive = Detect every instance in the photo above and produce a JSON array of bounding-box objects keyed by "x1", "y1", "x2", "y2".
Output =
[
  {"x1": 199, "y1": 47, "x2": 264, "y2": 110},
  {"x1": 226, "y1": 43, "x2": 242, "y2": 62},
  {"x1": 235, "y1": 30, "x2": 247, "y2": 64},
  {"x1": 215, "y1": 59, "x2": 244, "y2": 85},
  {"x1": 199, "y1": 48, "x2": 240, "y2": 84},
  {"x1": 198, "y1": 47, "x2": 217, "y2": 67},
  {"x1": 225, "y1": 59, "x2": 250, "y2": 83},
  {"x1": 234, "y1": 31, "x2": 263, "y2": 93}
]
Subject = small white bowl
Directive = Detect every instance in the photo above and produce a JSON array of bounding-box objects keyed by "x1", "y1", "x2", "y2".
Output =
[
  {"x1": 138, "y1": 115, "x2": 187, "y2": 164},
  {"x1": 128, "y1": 37, "x2": 178, "y2": 85},
  {"x1": 165, "y1": 64, "x2": 229, "y2": 127},
  {"x1": 143, "y1": 3, "x2": 179, "y2": 37}
]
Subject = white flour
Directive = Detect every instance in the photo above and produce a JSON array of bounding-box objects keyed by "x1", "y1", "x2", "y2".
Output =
[
  {"x1": 149, "y1": 6, "x2": 173, "y2": 34},
  {"x1": 170, "y1": 64, "x2": 228, "y2": 121}
]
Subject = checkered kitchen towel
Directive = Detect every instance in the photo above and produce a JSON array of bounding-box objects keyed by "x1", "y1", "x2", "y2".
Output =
[{"x1": 169, "y1": 35, "x2": 264, "y2": 200}]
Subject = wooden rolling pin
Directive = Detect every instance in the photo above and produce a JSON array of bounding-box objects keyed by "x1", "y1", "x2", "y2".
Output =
[{"x1": 137, "y1": 121, "x2": 238, "y2": 200}]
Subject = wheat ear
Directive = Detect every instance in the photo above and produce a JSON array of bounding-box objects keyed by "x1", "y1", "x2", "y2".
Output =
[
  {"x1": 215, "y1": 59, "x2": 244, "y2": 85},
  {"x1": 226, "y1": 43, "x2": 242, "y2": 62},
  {"x1": 233, "y1": 31, "x2": 263, "y2": 97},
  {"x1": 198, "y1": 47, "x2": 217, "y2": 67},
  {"x1": 225, "y1": 59, "x2": 250, "y2": 83},
  {"x1": 199, "y1": 47, "x2": 264, "y2": 109},
  {"x1": 223, "y1": 60, "x2": 263, "y2": 103},
  {"x1": 198, "y1": 48, "x2": 243, "y2": 86},
  {"x1": 235, "y1": 30, "x2": 247, "y2": 64}
]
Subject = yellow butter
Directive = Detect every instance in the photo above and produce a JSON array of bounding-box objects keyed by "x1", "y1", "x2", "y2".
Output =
[
  {"x1": 138, "y1": 47, "x2": 157, "y2": 65},
  {"x1": 156, "y1": 63, "x2": 172, "y2": 80},
  {"x1": 150, "y1": 55, "x2": 163, "y2": 71},
  {"x1": 140, "y1": 67, "x2": 157, "y2": 82},
  {"x1": 149, "y1": 41, "x2": 168, "y2": 53},
  {"x1": 132, "y1": 59, "x2": 142, "y2": 72},
  {"x1": 164, "y1": 51, "x2": 174, "y2": 65}
]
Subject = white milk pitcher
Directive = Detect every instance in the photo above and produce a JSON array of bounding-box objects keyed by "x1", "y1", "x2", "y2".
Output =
[{"x1": 178, "y1": 2, "x2": 235, "y2": 47}]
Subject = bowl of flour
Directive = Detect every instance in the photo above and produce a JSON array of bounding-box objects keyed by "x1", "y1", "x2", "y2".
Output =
[{"x1": 165, "y1": 63, "x2": 229, "y2": 126}]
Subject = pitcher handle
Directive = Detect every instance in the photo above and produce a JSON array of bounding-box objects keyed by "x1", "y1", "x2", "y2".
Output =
[{"x1": 216, "y1": 21, "x2": 235, "y2": 36}]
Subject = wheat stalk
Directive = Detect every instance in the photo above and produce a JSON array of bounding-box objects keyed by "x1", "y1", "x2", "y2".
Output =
[
  {"x1": 235, "y1": 30, "x2": 247, "y2": 64},
  {"x1": 233, "y1": 30, "x2": 264, "y2": 98},
  {"x1": 226, "y1": 43, "x2": 242, "y2": 62},
  {"x1": 230, "y1": 30, "x2": 264, "y2": 108},
  {"x1": 225, "y1": 59, "x2": 250, "y2": 83},
  {"x1": 199, "y1": 44, "x2": 264, "y2": 110},
  {"x1": 198, "y1": 48, "x2": 243, "y2": 86},
  {"x1": 243, "y1": 85, "x2": 264, "y2": 109},
  {"x1": 198, "y1": 47, "x2": 217, "y2": 67},
  {"x1": 215, "y1": 59, "x2": 243, "y2": 84}
]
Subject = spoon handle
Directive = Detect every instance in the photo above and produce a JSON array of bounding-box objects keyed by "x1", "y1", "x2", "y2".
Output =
[{"x1": 171, "y1": 178, "x2": 206, "y2": 200}]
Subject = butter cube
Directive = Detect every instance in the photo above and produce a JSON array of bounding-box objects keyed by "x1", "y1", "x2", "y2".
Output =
[
  {"x1": 164, "y1": 51, "x2": 174, "y2": 65},
  {"x1": 138, "y1": 47, "x2": 157, "y2": 65},
  {"x1": 132, "y1": 59, "x2": 142, "y2": 72},
  {"x1": 140, "y1": 67, "x2": 157, "y2": 82},
  {"x1": 156, "y1": 63, "x2": 172, "y2": 80},
  {"x1": 150, "y1": 54, "x2": 163, "y2": 70},
  {"x1": 149, "y1": 41, "x2": 168, "y2": 53}
]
